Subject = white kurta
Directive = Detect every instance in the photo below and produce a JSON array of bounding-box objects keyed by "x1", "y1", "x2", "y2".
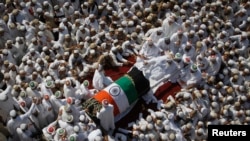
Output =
[{"x1": 96, "y1": 104, "x2": 115, "y2": 131}]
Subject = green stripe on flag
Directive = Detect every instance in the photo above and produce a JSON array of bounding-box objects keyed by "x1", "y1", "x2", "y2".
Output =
[{"x1": 115, "y1": 76, "x2": 138, "y2": 104}]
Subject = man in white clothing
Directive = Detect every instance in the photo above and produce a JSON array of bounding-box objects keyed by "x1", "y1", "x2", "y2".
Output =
[
  {"x1": 162, "y1": 16, "x2": 181, "y2": 38},
  {"x1": 96, "y1": 99, "x2": 115, "y2": 132},
  {"x1": 178, "y1": 63, "x2": 202, "y2": 89},
  {"x1": 137, "y1": 38, "x2": 162, "y2": 63}
]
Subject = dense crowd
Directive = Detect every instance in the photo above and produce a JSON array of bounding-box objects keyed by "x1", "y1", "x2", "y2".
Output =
[{"x1": 0, "y1": 0, "x2": 250, "y2": 140}]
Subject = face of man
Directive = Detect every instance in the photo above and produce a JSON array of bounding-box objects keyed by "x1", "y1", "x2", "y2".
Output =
[{"x1": 148, "y1": 40, "x2": 153, "y2": 46}]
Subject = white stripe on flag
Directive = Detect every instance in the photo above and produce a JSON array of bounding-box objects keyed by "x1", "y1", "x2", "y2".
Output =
[{"x1": 103, "y1": 83, "x2": 130, "y2": 113}]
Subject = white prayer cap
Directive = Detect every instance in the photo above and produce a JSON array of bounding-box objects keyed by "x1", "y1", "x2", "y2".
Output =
[
  {"x1": 43, "y1": 46, "x2": 49, "y2": 51},
  {"x1": 27, "y1": 59, "x2": 33, "y2": 65},
  {"x1": 146, "y1": 115, "x2": 152, "y2": 122},
  {"x1": 140, "y1": 124, "x2": 146, "y2": 132},
  {"x1": 64, "y1": 2, "x2": 70, "y2": 6},
  {"x1": 12, "y1": 9, "x2": 19, "y2": 15},
  {"x1": 168, "y1": 113, "x2": 174, "y2": 120},
  {"x1": 10, "y1": 110, "x2": 16, "y2": 117},
  {"x1": 79, "y1": 115, "x2": 86, "y2": 122},
  {"x1": 168, "y1": 132, "x2": 176, "y2": 140},
  {"x1": 43, "y1": 1, "x2": 49, "y2": 5},
  {"x1": 99, "y1": 31, "x2": 105, "y2": 36},
  {"x1": 20, "y1": 2, "x2": 26, "y2": 7},
  {"x1": 160, "y1": 133, "x2": 168, "y2": 141},
  {"x1": 121, "y1": 21, "x2": 127, "y2": 26},
  {"x1": 54, "y1": 5, "x2": 59, "y2": 10},
  {"x1": 123, "y1": 8, "x2": 128, "y2": 13},
  {"x1": 178, "y1": 111, "x2": 184, "y2": 118},
  {"x1": 36, "y1": 8, "x2": 42, "y2": 13},
  {"x1": 59, "y1": 24, "x2": 64, "y2": 30},
  {"x1": 38, "y1": 31, "x2": 44, "y2": 36},
  {"x1": 211, "y1": 88, "x2": 217, "y2": 95},
  {"x1": 98, "y1": 5, "x2": 104, "y2": 9},
  {"x1": 0, "y1": 27, "x2": 4, "y2": 32},
  {"x1": 210, "y1": 111, "x2": 217, "y2": 118},
  {"x1": 164, "y1": 124, "x2": 170, "y2": 131},
  {"x1": 128, "y1": 21, "x2": 134, "y2": 26},
  {"x1": 73, "y1": 50, "x2": 79, "y2": 54},
  {"x1": 197, "y1": 121, "x2": 203, "y2": 127},
  {"x1": 84, "y1": 66, "x2": 89, "y2": 73},
  {"x1": 147, "y1": 123, "x2": 154, "y2": 130},
  {"x1": 118, "y1": 27, "x2": 123, "y2": 32},
  {"x1": 139, "y1": 134, "x2": 145, "y2": 140},
  {"x1": 79, "y1": 25, "x2": 84, "y2": 30},
  {"x1": 39, "y1": 24, "x2": 45, "y2": 30},
  {"x1": 89, "y1": 14, "x2": 95, "y2": 18},
  {"x1": 198, "y1": 29, "x2": 204, "y2": 35},
  {"x1": 100, "y1": 21, "x2": 105, "y2": 25},
  {"x1": 6, "y1": 40, "x2": 12, "y2": 44},
  {"x1": 174, "y1": 5, "x2": 180, "y2": 10},
  {"x1": 201, "y1": 107, "x2": 208, "y2": 115},
  {"x1": 31, "y1": 37, "x2": 37, "y2": 43},
  {"x1": 20, "y1": 123, "x2": 27, "y2": 130},
  {"x1": 107, "y1": 6, "x2": 113, "y2": 11},
  {"x1": 227, "y1": 96, "x2": 234, "y2": 102},
  {"x1": 211, "y1": 101, "x2": 218, "y2": 108}
]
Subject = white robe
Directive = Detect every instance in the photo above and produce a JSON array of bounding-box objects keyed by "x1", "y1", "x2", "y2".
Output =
[{"x1": 96, "y1": 104, "x2": 115, "y2": 131}]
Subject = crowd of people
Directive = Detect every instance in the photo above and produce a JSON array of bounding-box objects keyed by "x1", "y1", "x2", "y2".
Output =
[{"x1": 0, "y1": 0, "x2": 250, "y2": 140}]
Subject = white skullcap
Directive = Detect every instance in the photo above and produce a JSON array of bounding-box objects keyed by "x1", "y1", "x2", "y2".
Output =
[
  {"x1": 147, "y1": 123, "x2": 154, "y2": 130},
  {"x1": 169, "y1": 132, "x2": 176, "y2": 140},
  {"x1": 211, "y1": 88, "x2": 217, "y2": 95},
  {"x1": 160, "y1": 133, "x2": 168, "y2": 141},
  {"x1": 31, "y1": 37, "x2": 37, "y2": 42},
  {"x1": 146, "y1": 115, "x2": 152, "y2": 122},
  {"x1": 73, "y1": 125, "x2": 80, "y2": 132},
  {"x1": 140, "y1": 124, "x2": 147, "y2": 132},
  {"x1": 178, "y1": 111, "x2": 184, "y2": 118},
  {"x1": 123, "y1": 8, "x2": 128, "y2": 13},
  {"x1": 89, "y1": 14, "x2": 94, "y2": 18},
  {"x1": 59, "y1": 24, "x2": 64, "y2": 29},
  {"x1": 121, "y1": 21, "x2": 127, "y2": 26},
  {"x1": 39, "y1": 24, "x2": 45, "y2": 30},
  {"x1": 38, "y1": 31, "x2": 44, "y2": 36},
  {"x1": 183, "y1": 92, "x2": 191, "y2": 99},
  {"x1": 79, "y1": 25, "x2": 84, "y2": 30},
  {"x1": 10, "y1": 110, "x2": 16, "y2": 117},
  {"x1": 107, "y1": 6, "x2": 112, "y2": 11},
  {"x1": 89, "y1": 49, "x2": 95, "y2": 55},
  {"x1": 139, "y1": 134, "x2": 145, "y2": 140},
  {"x1": 227, "y1": 96, "x2": 234, "y2": 102},
  {"x1": 118, "y1": 27, "x2": 123, "y2": 31},
  {"x1": 54, "y1": 5, "x2": 59, "y2": 10},
  {"x1": 43, "y1": 46, "x2": 48, "y2": 51},
  {"x1": 36, "y1": 8, "x2": 42, "y2": 13},
  {"x1": 168, "y1": 113, "x2": 174, "y2": 120},
  {"x1": 241, "y1": 95, "x2": 247, "y2": 102},
  {"x1": 84, "y1": 67, "x2": 89, "y2": 73},
  {"x1": 210, "y1": 111, "x2": 217, "y2": 118},
  {"x1": 128, "y1": 21, "x2": 134, "y2": 26},
  {"x1": 211, "y1": 102, "x2": 218, "y2": 108},
  {"x1": 20, "y1": 123, "x2": 27, "y2": 130}
]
